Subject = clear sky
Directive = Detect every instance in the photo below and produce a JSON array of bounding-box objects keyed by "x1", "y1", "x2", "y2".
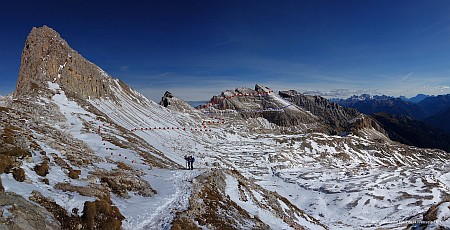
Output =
[{"x1": 1, "y1": 0, "x2": 450, "y2": 101}]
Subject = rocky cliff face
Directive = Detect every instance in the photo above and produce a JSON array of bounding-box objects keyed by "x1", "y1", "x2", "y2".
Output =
[
  {"x1": 347, "y1": 113, "x2": 387, "y2": 135},
  {"x1": 279, "y1": 90, "x2": 361, "y2": 135},
  {"x1": 13, "y1": 26, "x2": 113, "y2": 100},
  {"x1": 2, "y1": 26, "x2": 182, "y2": 229},
  {"x1": 203, "y1": 84, "x2": 321, "y2": 129}
]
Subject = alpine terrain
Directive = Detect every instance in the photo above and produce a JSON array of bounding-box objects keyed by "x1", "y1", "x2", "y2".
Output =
[{"x1": 1, "y1": 26, "x2": 450, "y2": 229}]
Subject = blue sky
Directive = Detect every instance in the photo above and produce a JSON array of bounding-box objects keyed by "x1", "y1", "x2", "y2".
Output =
[{"x1": 1, "y1": 0, "x2": 450, "y2": 101}]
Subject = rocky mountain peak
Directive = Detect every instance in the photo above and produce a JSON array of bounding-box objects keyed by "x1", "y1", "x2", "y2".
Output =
[{"x1": 13, "y1": 25, "x2": 113, "y2": 100}]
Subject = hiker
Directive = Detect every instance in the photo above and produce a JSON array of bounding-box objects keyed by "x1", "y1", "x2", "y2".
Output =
[
  {"x1": 189, "y1": 156, "x2": 195, "y2": 170},
  {"x1": 184, "y1": 155, "x2": 189, "y2": 169}
]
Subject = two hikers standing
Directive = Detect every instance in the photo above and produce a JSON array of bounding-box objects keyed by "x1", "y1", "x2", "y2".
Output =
[{"x1": 184, "y1": 155, "x2": 195, "y2": 170}]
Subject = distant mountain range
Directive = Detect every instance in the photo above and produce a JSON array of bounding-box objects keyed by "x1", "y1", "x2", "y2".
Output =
[
  {"x1": 334, "y1": 93, "x2": 450, "y2": 135},
  {"x1": 333, "y1": 94, "x2": 429, "y2": 119},
  {"x1": 399, "y1": 94, "x2": 429, "y2": 103}
]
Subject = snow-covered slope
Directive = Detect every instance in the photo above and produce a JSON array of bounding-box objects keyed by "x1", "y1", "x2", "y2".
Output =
[
  {"x1": 1, "y1": 25, "x2": 327, "y2": 229},
  {"x1": 5, "y1": 71, "x2": 450, "y2": 229},
  {"x1": 3, "y1": 77, "x2": 331, "y2": 229},
  {"x1": 50, "y1": 76, "x2": 450, "y2": 229},
  {"x1": 2, "y1": 25, "x2": 450, "y2": 230}
]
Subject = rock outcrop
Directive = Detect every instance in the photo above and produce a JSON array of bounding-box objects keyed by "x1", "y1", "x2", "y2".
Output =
[
  {"x1": 0, "y1": 192, "x2": 61, "y2": 230},
  {"x1": 159, "y1": 91, "x2": 194, "y2": 113},
  {"x1": 279, "y1": 90, "x2": 361, "y2": 134},
  {"x1": 412, "y1": 199, "x2": 450, "y2": 229},
  {"x1": 172, "y1": 169, "x2": 326, "y2": 230},
  {"x1": 347, "y1": 114, "x2": 386, "y2": 135},
  {"x1": 204, "y1": 84, "x2": 321, "y2": 129},
  {"x1": 3, "y1": 26, "x2": 179, "y2": 230},
  {"x1": 14, "y1": 25, "x2": 113, "y2": 100}
]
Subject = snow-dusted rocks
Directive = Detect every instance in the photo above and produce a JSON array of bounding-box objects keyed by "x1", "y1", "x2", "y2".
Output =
[
  {"x1": 202, "y1": 84, "x2": 322, "y2": 129},
  {"x1": 418, "y1": 200, "x2": 450, "y2": 229},
  {"x1": 172, "y1": 169, "x2": 327, "y2": 230},
  {"x1": 279, "y1": 90, "x2": 363, "y2": 135}
]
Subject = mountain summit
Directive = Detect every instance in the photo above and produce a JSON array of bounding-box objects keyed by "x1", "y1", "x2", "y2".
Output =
[{"x1": 14, "y1": 26, "x2": 116, "y2": 100}]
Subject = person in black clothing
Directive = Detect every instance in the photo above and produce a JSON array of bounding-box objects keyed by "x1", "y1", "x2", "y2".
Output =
[
  {"x1": 184, "y1": 155, "x2": 189, "y2": 170},
  {"x1": 189, "y1": 156, "x2": 195, "y2": 170}
]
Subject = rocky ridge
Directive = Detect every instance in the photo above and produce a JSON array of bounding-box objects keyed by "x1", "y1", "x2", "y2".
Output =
[
  {"x1": 202, "y1": 84, "x2": 324, "y2": 131},
  {"x1": 279, "y1": 90, "x2": 362, "y2": 135},
  {"x1": 335, "y1": 94, "x2": 428, "y2": 119}
]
